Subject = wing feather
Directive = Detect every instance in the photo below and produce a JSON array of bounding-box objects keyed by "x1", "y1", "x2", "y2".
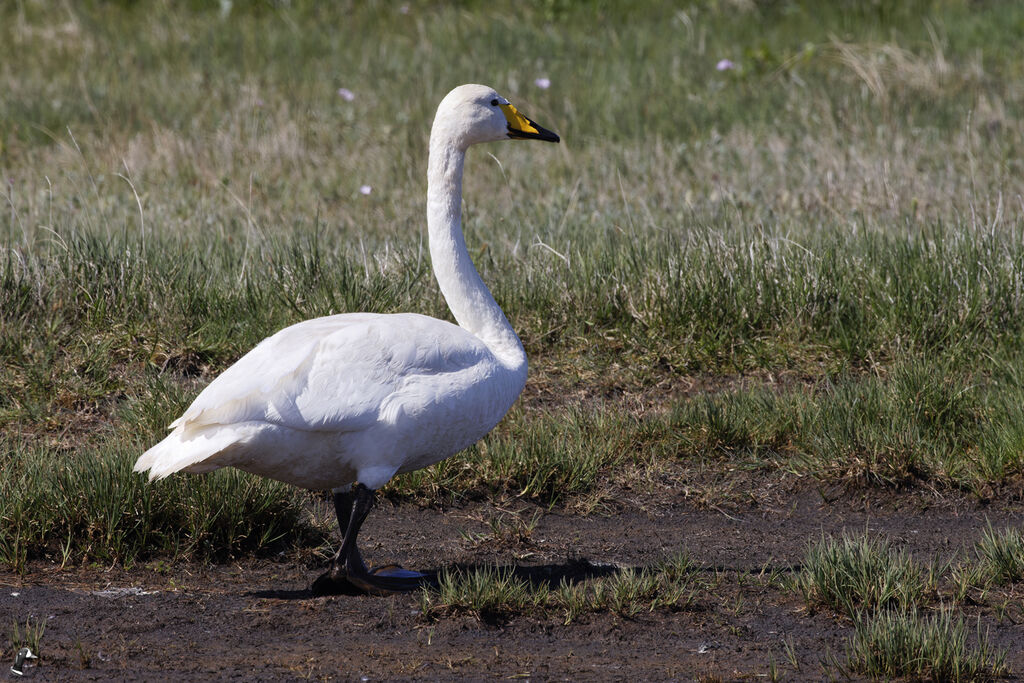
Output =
[{"x1": 168, "y1": 312, "x2": 488, "y2": 436}]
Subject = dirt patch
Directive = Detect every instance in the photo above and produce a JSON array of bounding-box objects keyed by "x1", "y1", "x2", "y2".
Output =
[{"x1": 3, "y1": 485, "x2": 1023, "y2": 681}]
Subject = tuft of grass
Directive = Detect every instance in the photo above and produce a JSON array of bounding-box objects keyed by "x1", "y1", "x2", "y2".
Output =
[
  {"x1": 975, "y1": 523, "x2": 1024, "y2": 585},
  {"x1": 553, "y1": 554, "x2": 699, "y2": 623},
  {"x1": 419, "y1": 566, "x2": 545, "y2": 624},
  {"x1": 845, "y1": 608, "x2": 1008, "y2": 681},
  {"x1": 603, "y1": 567, "x2": 672, "y2": 618},
  {"x1": 420, "y1": 553, "x2": 698, "y2": 625},
  {"x1": 797, "y1": 361, "x2": 984, "y2": 487},
  {"x1": 8, "y1": 617, "x2": 45, "y2": 659},
  {"x1": 949, "y1": 561, "x2": 992, "y2": 605},
  {"x1": 795, "y1": 532, "x2": 934, "y2": 617}
]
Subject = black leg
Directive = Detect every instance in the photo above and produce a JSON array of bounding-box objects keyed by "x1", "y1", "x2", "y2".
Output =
[
  {"x1": 331, "y1": 487, "x2": 355, "y2": 541},
  {"x1": 335, "y1": 483, "x2": 376, "y2": 579},
  {"x1": 310, "y1": 487, "x2": 362, "y2": 596},
  {"x1": 311, "y1": 484, "x2": 435, "y2": 596}
]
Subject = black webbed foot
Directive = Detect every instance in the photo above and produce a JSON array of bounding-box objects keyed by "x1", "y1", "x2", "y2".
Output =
[
  {"x1": 311, "y1": 570, "x2": 363, "y2": 596},
  {"x1": 311, "y1": 564, "x2": 436, "y2": 596},
  {"x1": 312, "y1": 484, "x2": 437, "y2": 596}
]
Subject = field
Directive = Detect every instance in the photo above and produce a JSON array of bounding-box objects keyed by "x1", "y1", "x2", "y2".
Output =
[{"x1": 3, "y1": 0, "x2": 1024, "y2": 679}]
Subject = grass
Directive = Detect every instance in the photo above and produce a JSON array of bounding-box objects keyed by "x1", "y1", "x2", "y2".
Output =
[
  {"x1": 792, "y1": 532, "x2": 1017, "y2": 679},
  {"x1": 8, "y1": 617, "x2": 45, "y2": 659},
  {"x1": 418, "y1": 553, "x2": 698, "y2": 624},
  {"x1": 0, "y1": 435, "x2": 327, "y2": 572},
  {"x1": 793, "y1": 529, "x2": 1024, "y2": 616},
  {"x1": 976, "y1": 523, "x2": 1024, "y2": 585},
  {"x1": 457, "y1": 508, "x2": 543, "y2": 550},
  {"x1": 844, "y1": 608, "x2": 1008, "y2": 681},
  {"x1": 418, "y1": 536, "x2": 1018, "y2": 674},
  {"x1": 420, "y1": 566, "x2": 547, "y2": 624},
  {"x1": 795, "y1": 532, "x2": 937, "y2": 617},
  {"x1": 394, "y1": 361, "x2": 1024, "y2": 505}
]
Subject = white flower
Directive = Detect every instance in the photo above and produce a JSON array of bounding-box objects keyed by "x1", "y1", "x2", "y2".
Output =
[
  {"x1": 534, "y1": 77, "x2": 551, "y2": 89},
  {"x1": 716, "y1": 59, "x2": 735, "y2": 71},
  {"x1": 337, "y1": 88, "x2": 355, "y2": 101},
  {"x1": 359, "y1": 185, "x2": 372, "y2": 195}
]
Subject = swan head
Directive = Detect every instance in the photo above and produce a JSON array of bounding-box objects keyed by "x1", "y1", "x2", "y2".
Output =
[{"x1": 433, "y1": 84, "x2": 560, "y2": 149}]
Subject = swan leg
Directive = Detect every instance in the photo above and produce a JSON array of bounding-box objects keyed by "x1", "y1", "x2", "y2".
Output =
[
  {"x1": 331, "y1": 486, "x2": 355, "y2": 542},
  {"x1": 311, "y1": 484, "x2": 434, "y2": 596},
  {"x1": 311, "y1": 489, "x2": 363, "y2": 596}
]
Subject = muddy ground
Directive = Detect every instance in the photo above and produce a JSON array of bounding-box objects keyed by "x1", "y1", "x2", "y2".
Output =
[{"x1": 3, "y1": 482, "x2": 1024, "y2": 681}]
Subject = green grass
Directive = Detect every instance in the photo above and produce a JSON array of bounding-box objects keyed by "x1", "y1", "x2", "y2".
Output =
[
  {"x1": 419, "y1": 553, "x2": 698, "y2": 624},
  {"x1": 792, "y1": 532, "x2": 1016, "y2": 680},
  {"x1": 420, "y1": 566, "x2": 547, "y2": 623},
  {"x1": 976, "y1": 523, "x2": 1024, "y2": 585},
  {"x1": 845, "y1": 608, "x2": 1008, "y2": 681},
  {"x1": 393, "y1": 360, "x2": 1024, "y2": 505},
  {"x1": 0, "y1": 434, "x2": 327, "y2": 572},
  {"x1": 8, "y1": 617, "x2": 45, "y2": 661},
  {"x1": 795, "y1": 532, "x2": 937, "y2": 617},
  {"x1": 393, "y1": 405, "x2": 640, "y2": 506}
]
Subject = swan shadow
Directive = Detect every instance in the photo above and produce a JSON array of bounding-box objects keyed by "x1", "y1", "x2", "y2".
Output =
[
  {"x1": 249, "y1": 557, "x2": 623, "y2": 600},
  {"x1": 249, "y1": 557, "x2": 801, "y2": 601},
  {"x1": 441, "y1": 557, "x2": 622, "y2": 589}
]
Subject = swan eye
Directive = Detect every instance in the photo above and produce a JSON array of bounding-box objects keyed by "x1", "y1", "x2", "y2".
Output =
[{"x1": 490, "y1": 98, "x2": 499, "y2": 106}]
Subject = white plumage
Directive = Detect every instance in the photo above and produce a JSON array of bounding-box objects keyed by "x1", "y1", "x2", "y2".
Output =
[
  {"x1": 134, "y1": 84, "x2": 559, "y2": 593},
  {"x1": 134, "y1": 312, "x2": 525, "y2": 490}
]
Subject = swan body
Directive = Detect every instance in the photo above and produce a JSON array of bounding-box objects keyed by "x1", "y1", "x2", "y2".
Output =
[
  {"x1": 135, "y1": 84, "x2": 559, "y2": 593},
  {"x1": 134, "y1": 311, "x2": 526, "y2": 490}
]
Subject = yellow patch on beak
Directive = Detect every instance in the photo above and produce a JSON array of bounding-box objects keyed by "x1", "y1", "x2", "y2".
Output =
[
  {"x1": 498, "y1": 102, "x2": 560, "y2": 143},
  {"x1": 499, "y1": 103, "x2": 540, "y2": 136}
]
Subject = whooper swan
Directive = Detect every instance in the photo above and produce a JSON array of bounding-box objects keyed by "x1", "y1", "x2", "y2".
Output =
[{"x1": 134, "y1": 84, "x2": 560, "y2": 595}]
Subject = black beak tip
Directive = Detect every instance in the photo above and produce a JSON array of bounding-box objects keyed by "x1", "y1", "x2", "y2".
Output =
[
  {"x1": 532, "y1": 119, "x2": 560, "y2": 143},
  {"x1": 507, "y1": 124, "x2": 560, "y2": 143}
]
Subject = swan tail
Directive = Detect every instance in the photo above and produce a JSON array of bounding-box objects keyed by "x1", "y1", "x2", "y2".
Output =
[{"x1": 133, "y1": 426, "x2": 241, "y2": 481}]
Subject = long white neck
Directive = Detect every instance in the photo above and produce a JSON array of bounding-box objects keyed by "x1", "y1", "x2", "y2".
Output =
[{"x1": 426, "y1": 131, "x2": 525, "y2": 368}]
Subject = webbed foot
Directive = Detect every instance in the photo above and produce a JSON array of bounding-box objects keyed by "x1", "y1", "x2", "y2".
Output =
[
  {"x1": 311, "y1": 564, "x2": 435, "y2": 596},
  {"x1": 313, "y1": 484, "x2": 438, "y2": 596}
]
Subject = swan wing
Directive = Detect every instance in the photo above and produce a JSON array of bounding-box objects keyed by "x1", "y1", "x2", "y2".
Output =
[
  {"x1": 172, "y1": 312, "x2": 488, "y2": 434},
  {"x1": 135, "y1": 313, "x2": 493, "y2": 481}
]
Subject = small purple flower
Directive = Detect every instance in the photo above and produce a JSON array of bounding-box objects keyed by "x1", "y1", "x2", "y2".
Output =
[
  {"x1": 398, "y1": 4, "x2": 410, "y2": 13},
  {"x1": 359, "y1": 185, "x2": 372, "y2": 195},
  {"x1": 337, "y1": 88, "x2": 355, "y2": 102},
  {"x1": 534, "y1": 77, "x2": 551, "y2": 90},
  {"x1": 716, "y1": 59, "x2": 736, "y2": 72},
  {"x1": 254, "y1": 98, "x2": 265, "y2": 108}
]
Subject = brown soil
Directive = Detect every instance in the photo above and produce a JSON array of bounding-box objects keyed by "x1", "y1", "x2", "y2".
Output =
[{"x1": 3, "y1": 484, "x2": 1023, "y2": 681}]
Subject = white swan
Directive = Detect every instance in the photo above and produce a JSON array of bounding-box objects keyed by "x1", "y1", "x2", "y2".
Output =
[{"x1": 134, "y1": 84, "x2": 559, "y2": 594}]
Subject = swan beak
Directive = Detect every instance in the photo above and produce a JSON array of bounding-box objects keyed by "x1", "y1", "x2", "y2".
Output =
[{"x1": 500, "y1": 103, "x2": 560, "y2": 143}]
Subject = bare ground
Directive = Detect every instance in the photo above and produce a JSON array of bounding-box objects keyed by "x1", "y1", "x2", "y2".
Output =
[{"x1": 3, "y1": 482, "x2": 1024, "y2": 681}]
